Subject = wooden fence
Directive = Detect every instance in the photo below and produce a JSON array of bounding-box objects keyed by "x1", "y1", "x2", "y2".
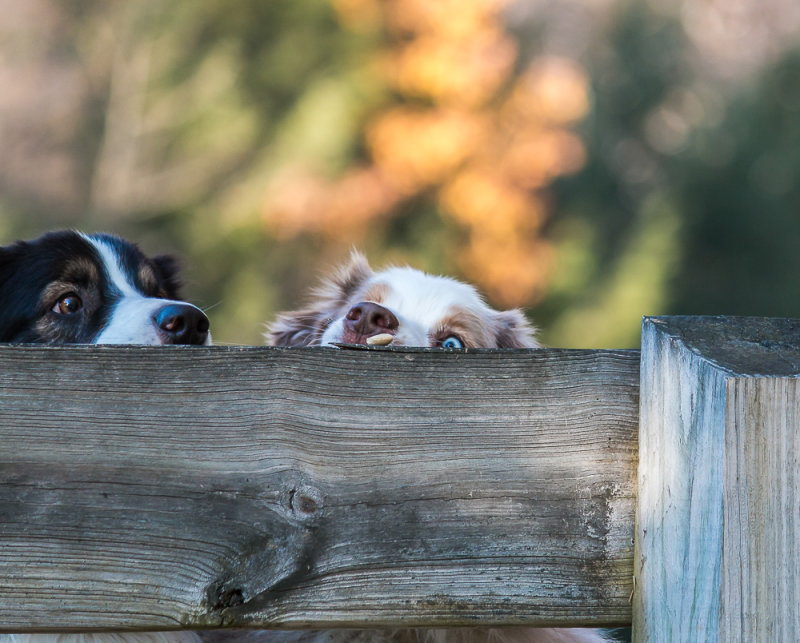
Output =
[{"x1": 0, "y1": 316, "x2": 797, "y2": 640}]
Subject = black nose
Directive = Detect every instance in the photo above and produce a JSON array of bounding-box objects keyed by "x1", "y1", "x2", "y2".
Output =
[
  {"x1": 344, "y1": 301, "x2": 399, "y2": 337},
  {"x1": 154, "y1": 304, "x2": 210, "y2": 345}
]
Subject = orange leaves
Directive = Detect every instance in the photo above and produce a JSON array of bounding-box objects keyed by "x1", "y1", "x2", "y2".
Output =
[
  {"x1": 503, "y1": 58, "x2": 590, "y2": 127},
  {"x1": 460, "y1": 235, "x2": 554, "y2": 307},
  {"x1": 367, "y1": 108, "x2": 488, "y2": 191},
  {"x1": 385, "y1": 30, "x2": 516, "y2": 108},
  {"x1": 429, "y1": 55, "x2": 589, "y2": 304},
  {"x1": 382, "y1": 0, "x2": 510, "y2": 39},
  {"x1": 440, "y1": 168, "x2": 543, "y2": 233},
  {"x1": 502, "y1": 129, "x2": 587, "y2": 190},
  {"x1": 498, "y1": 58, "x2": 589, "y2": 189},
  {"x1": 263, "y1": 0, "x2": 591, "y2": 307},
  {"x1": 440, "y1": 168, "x2": 552, "y2": 305},
  {"x1": 330, "y1": 0, "x2": 382, "y2": 31},
  {"x1": 265, "y1": 166, "x2": 398, "y2": 241},
  {"x1": 380, "y1": 0, "x2": 516, "y2": 108}
]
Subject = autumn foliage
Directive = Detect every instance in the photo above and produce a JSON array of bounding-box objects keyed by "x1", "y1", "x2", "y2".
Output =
[{"x1": 263, "y1": 0, "x2": 589, "y2": 307}]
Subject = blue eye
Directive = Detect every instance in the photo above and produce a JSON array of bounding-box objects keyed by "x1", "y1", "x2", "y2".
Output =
[{"x1": 441, "y1": 336, "x2": 463, "y2": 349}]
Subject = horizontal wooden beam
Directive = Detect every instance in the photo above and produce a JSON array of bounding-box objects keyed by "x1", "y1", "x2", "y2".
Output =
[{"x1": 0, "y1": 345, "x2": 639, "y2": 631}]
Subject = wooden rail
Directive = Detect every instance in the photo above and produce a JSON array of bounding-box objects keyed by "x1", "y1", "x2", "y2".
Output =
[
  {"x1": 2, "y1": 316, "x2": 798, "y2": 640},
  {"x1": 0, "y1": 345, "x2": 638, "y2": 632}
]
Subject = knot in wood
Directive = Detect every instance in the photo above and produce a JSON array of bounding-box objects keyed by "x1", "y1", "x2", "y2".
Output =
[
  {"x1": 208, "y1": 582, "x2": 245, "y2": 612},
  {"x1": 286, "y1": 484, "x2": 324, "y2": 520}
]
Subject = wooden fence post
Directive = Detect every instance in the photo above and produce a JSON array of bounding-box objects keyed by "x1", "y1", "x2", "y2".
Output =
[{"x1": 635, "y1": 316, "x2": 800, "y2": 641}]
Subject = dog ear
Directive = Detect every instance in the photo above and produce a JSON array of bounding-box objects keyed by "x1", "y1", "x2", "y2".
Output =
[
  {"x1": 151, "y1": 254, "x2": 183, "y2": 298},
  {"x1": 316, "y1": 250, "x2": 373, "y2": 308},
  {"x1": 0, "y1": 243, "x2": 21, "y2": 286},
  {"x1": 266, "y1": 250, "x2": 374, "y2": 347},
  {"x1": 493, "y1": 309, "x2": 540, "y2": 348},
  {"x1": 266, "y1": 309, "x2": 328, "y2": 346}
]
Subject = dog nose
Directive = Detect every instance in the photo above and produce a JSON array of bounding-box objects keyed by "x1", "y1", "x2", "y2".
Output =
[
  {"x1": 154, "y1": 304, "x2": 210, "y2": 345},
  {"x1": 344, "y1": 302, "x2": 399, "y2": 337}
]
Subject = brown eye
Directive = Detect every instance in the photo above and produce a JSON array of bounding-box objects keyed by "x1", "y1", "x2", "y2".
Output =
[{"x1": 52, "y1": 293, "x2": 83, "y2": 315}]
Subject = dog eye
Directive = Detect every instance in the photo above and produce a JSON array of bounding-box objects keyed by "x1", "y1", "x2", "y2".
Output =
[
  {"x1": 441, "y1": 335, "x2": 463, "y2": 349},
  {"x1": 52, "y1": 293, "x2": 83, "y2": 315}
]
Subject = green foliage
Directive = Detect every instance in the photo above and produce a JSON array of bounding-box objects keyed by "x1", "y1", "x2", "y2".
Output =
[
  {"x1": 540, "y1": 6, "x2": 800, "y2": 346},
  {"x1": 671, "y1": 52, "x2": 800, "y2": 318},
  {"x1": 2, "y1": 1, "x2": 800, "y2": 346}
]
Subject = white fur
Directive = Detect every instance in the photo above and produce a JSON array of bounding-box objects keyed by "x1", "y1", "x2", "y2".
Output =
[
  {"x1": 318, "y1": 265, "x2": 534, "y2": 348},
  {"x1": 83, "y1": 235, "x2": 210, "y2": 345},
  {"x1": 321, "y1": 267, "x2": 490, "y2": 346},
  {"x1": 266, "y1": 252, "x2": 537, "y2": 348},
  {"x1": 85, "y1": 235, "x2": 142, "y2": 299}
]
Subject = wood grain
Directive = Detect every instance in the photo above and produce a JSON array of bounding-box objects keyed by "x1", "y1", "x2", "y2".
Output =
[
  {"x1": 635, "y1": 316, "x2": 800, "y2": 642},
  {"x1": 721, "y1": 376, "x2": 800, "y2": 640},
  {"x1": 0, "y1": 345, "x2": 638, "y2": 632},
  {"x1": 634, "y1": 318, "x2": 729, "y2": 641}
]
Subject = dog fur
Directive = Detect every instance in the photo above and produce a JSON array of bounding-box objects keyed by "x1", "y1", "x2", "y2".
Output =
[
  {"x1": 267, "y1": 251, "x2": 538, "y2": 349},
  {"x1": 0, "y1": 230, "x2": 210, "y2": 345}
]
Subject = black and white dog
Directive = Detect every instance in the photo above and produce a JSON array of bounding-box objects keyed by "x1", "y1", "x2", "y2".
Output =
[
  {"x1": 0, "y1": 230, "x2": 210, "y2": 345},
  {"x1": 1, "y1": 231, "x2": 210, "y2": 643}
]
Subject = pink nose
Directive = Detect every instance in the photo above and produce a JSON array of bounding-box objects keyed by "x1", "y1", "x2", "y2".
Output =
[{"x1": 344, "y1": 302, "x2": 399, "y2": 337}]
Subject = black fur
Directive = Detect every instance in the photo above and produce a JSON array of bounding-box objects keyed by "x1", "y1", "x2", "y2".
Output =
[{"x1": 0, "y1": 230, "x2": 183, "y2": 343}]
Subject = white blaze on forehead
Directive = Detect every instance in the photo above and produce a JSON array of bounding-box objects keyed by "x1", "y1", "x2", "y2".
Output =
[
  {"x1": 79, "y1": 233, "x2": 211, "y2": 345},
  {"x1": 373, "y1": 266, "x2": 491, "y2": 329},
  {"x1": 318, "y1": 265, "x2": 495, "y2": 347},
  {"x1": 81, "y1": 233, "x2": 142, "y2": 298}
]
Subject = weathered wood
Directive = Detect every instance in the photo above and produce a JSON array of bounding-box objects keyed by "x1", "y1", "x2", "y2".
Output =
[
  {"x1": 634, "y1": 316, "x2": 800, "y2": 642},
  {"x1": 634, "y1": 318, "x2": 729, "y2": 641},
  {"x1": 722, "y1": 376, "x2": 800, "y2": 640},
  {"x1": 0, "y1": 345, "x2": 638, "y2": 632}
]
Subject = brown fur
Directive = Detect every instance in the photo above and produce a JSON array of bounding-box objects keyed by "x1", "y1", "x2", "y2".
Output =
[{"x1": 267, "y1": 252, "x2": 538, "y2": 349}]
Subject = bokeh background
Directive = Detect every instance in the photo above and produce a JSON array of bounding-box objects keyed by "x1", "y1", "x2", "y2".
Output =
[{"x1": 2, "y1": 0, "x2": 800, "y2": 346}]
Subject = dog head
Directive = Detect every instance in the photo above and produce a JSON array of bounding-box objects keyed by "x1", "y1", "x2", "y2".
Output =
[
  {"x1": 267, "y1": 251, "x2": 538, "y2": 348},
  {"x1": 0, "y1": 230, "x2": 211, "y2": 345}
]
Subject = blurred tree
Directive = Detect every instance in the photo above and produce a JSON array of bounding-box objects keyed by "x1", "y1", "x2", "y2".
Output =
[
  {"x1": 1, "y1": 0, "x2": 382, "y2": 343},
  {"x1": 538, "y1": 5, "x2": 690, "y2": 347},
  {"x1": 2, "y1": 0, "x2": 800, "y2": 347},
  {"x1": 262, "y1": 0, "x2": 589, "y2": 309},
  {"x1": 670, "y1": 51, "x2": 800, "y2": 318},
  {"x1": 540, "y1": 4, "x2": 800, "y2": 347}
]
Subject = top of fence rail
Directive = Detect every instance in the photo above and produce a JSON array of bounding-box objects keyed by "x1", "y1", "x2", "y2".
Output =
[{"x1": 644, "y1": 315, "x2": 800, "y2": 377}]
